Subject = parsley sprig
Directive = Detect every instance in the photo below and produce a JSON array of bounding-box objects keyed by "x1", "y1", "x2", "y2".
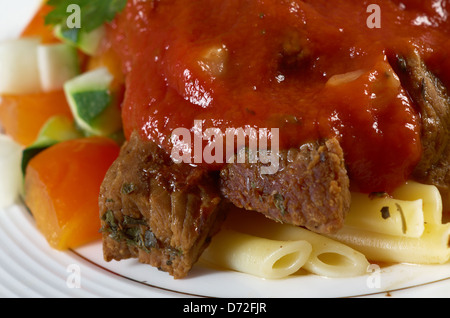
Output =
[{"x1": 44, "y1": 0, "x2": 127, "y2": 37}]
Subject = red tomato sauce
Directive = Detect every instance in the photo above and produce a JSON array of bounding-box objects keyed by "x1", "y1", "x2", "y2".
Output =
[{"x1": 106, "y1": 0, "x2": 450, "y2": 193}]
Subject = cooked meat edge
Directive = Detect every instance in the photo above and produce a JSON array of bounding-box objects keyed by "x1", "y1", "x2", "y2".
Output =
[
  {"x1": 99, "y1": 131, "x2": 226, "y2": 279},
  {"x1": 220, "y1": 138, "x2": 351, "y2": 234}
]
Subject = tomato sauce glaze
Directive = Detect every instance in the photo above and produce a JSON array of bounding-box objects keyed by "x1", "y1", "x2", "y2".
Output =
[{"x1": 106, "y1": 0, "x2": 450, "y2": 193}]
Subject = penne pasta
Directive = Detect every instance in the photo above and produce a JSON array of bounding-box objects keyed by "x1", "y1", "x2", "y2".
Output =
[
  {"x1": 328, "y1": 223, "x2": 450, "y2": 264},
  {"x1": 344, "y1": 192, "x2": 425, "y2": 238},
  {"x1": 201, "y1": 229, "x2": 312, "y2": 279},
  {"x1": 328, "y1": 181, "x2": 450, "y2": 265},
  {"x1": 203, "y1": 181, "x2": 447, "y2": 279},
  {"x1": 222, "y1": 210, "x2": 370, "y2": 278},
  {"x1": 392, "y1": 181, "x2": 443, "y2": 225},
  {"x1": 265, "y1": 225, "x2": 371, "y2": 278}
]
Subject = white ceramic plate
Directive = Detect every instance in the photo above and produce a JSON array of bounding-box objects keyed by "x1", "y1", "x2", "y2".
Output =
[
  {"x1": 1, "y1": 202, "x2": 450, "y2": 298},
  {"x1": 1, "y1": 0, "x2": 449, "y2": 298}
]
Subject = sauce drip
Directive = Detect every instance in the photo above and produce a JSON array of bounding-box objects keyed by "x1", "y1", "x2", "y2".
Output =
[{"x1": 106, "y1": 0, "x2": 450, "y2": 193}]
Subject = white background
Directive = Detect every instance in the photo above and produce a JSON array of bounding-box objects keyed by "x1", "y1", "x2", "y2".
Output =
[{"x1": 0, "y1": 0, "x2": 42, "y2": 41}]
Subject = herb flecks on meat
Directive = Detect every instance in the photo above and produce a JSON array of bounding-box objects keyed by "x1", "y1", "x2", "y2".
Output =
[
  {"x1": 220, "y1": 138, "x2": 351, "y2": 234},
  {"x1": 99, "y1": 132, "x2": 226, "y2": 279}
]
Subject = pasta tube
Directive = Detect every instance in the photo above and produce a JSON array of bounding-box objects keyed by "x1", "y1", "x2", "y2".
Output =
[
  {"x1": 265, "y1": 225, "x2": 371, "y2": 278},
  {"x1": 344, "y1": 192, "x2": 425, "y2": 238},
  {"x1": 392, "y1": 181, "x2": 443, "y2": 225},
  {"x1": 201, "y1": 229, "x2": 312, "y2": 279},
  {"x1": 329, "y1": 182, "x2": 450, "y2": 264},
  {"x1": 328, "y1": 223, "x2": 450, "y2": 264},
  {"x1": 223, "y1": 210, "x2": 370, "y2": 278},
  {"x1": 206, "y1": 181, "x2": 446, "y2": 279}
]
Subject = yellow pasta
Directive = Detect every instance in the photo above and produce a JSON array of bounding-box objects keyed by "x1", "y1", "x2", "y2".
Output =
[
  {"x1": 261, "y1": 223, "x2": 371, "y2": 278},
  {"x1": 222, "y1": 210, "x2": 370, "y2": 278},
  {"x1": 201, "y1": 229, "x2": 312, "y2": 279},
  {"x1": 392, "y1": 181, "x2": 443, "y2": 224},
  {"x1": 327, "y1": 223, "x2": 450, "y2": 264},
  {"x1": 344, "y1": 192, "x2": 425, "y2": 238},
  {"x1": 328, "y1": 181, "x2": 450, "y2": 264},
  {"x1": 203, "y1": 181, "x2": 447, "y2": 279}
]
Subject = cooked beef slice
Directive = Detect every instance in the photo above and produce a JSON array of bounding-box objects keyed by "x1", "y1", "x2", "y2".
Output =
[
  {"x1": 393, "y1": 50, "x2": 450, "y2": 204},
  {"x1": 219, "y1": 138, "x2": 351, "y2": 234},
  {"x1": 99, "y1": 131, "x2": 226, "y2": 279}
]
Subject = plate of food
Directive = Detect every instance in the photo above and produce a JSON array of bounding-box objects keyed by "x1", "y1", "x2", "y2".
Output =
[{"x1": 0, "y1": 0, "x2": 449, "y2": 298}]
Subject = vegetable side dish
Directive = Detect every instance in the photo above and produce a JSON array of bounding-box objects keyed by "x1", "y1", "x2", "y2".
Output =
[{"x1": 0, "y1": 0, "x2": 449, "y2": 281}]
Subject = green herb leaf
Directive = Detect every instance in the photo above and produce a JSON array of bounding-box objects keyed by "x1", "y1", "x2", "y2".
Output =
[
  {"x1": 380, "y1": 206, "x2": 390, "y2": 219},
  {"x1": 121, "y1": 182, "x2": 136, "y2": 195},
  {"x1": 101, "y1": 210, "x2": 158, "y2": 253},
  {"x1": 123, "y1": 215, "x2": 146, "y2": 226},
  {"x1": 45, "y1": 0, "x2": 127, "y2": 35},
  {"x1": 369, "y1": 192, "x2": 389, "y2": 200},
  {"x1": 102, "y1": 210, "x2": 118, "y2": 230},
  {"x1": 273, "y1": 193, "x2": 286, "y2": 215}
]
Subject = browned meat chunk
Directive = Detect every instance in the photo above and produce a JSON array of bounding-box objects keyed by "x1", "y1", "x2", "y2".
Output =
[
  {"x1": 219, "y1": 138, "x2": 351, "y2": 234},
  {"x1": 99, "y1": 131, "x2": 226, "y2": 279},
  {"x1": 393, "y1": 50, "x2": 450, "y2": 207}
]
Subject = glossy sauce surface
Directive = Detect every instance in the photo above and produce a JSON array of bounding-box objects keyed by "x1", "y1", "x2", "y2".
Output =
[{"x1": 107, "y1": 0, "x2": 450, "y2": 193}]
